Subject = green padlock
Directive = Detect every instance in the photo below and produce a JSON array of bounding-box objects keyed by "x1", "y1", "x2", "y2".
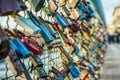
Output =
[{"x1": 42, "y1": 7, "x2": 53, "y2": 16}]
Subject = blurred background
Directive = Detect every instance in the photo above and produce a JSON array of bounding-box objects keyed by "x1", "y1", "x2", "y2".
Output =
[{"x1": 100, "y1": 0, "x2": 120, "y2": 80}]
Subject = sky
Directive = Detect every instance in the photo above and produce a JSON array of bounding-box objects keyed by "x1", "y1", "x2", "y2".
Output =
[{"x1": 101, "y1": 0, "x2": 120, "y2": 25}]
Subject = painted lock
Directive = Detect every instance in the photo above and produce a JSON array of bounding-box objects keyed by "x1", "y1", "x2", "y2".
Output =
[
  {"x1": 0, "y1": 0, "x2": 21, "y2": 16},
  {"x1": 55, "y1": 13, "x2": 68, "y2": 28},
  {"x1": 69, "y1": 66, "x2": 81, "y2": 78},
  {"x1": 42, "y1": 7, "x2": 52, "y2": 16},
  {"x1": 14, "y1": 16, "x2": 41, "y2": 35},
  {"x1": 27, "y1": 11, "x2": 54, "y2": 43},
  {"x1": 10, "y1": 38, "x2": 31, "y2": 58},
  {"x1": 29, "y1": 55, "x2": 43, "y2": 67},
  {"x1": 70, "y1": 20, "x2": 80, "y2": 32},
  {"x1": 22, "y1": 37, "x2": 43, "y2": 55}
]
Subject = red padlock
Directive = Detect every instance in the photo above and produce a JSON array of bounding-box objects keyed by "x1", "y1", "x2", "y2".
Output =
[
  {"x1": 66, "y1": 39, "x2": 73, "y2": 46},
  {"x1": 22, "y1": 37, "x2": 43, "y2": 55}
]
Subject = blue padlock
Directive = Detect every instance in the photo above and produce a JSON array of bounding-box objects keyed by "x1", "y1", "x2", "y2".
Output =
[
  {"x1": 69, "y1": 66, "x2": 81, "y2": 78},
  {"x1": 77, "y1": 2, "x2": 86, "y2": 11},
  {"x1": 78, "y1": 10, "x2": 86, "y2": 20},
  {"x1": 63, "y1": 17, "x2": 71, "y2": 26},
  {"x1": 55, "y1": 77, "x2": 63, "y2": 80},
  {"x1": 55, "y1": 13, "x2": 68, "y2": 28},
  {"x1": 15, "y1": 16, "x2": 41, "y2": 35},
  {"x1": 10, "y1": 38, "x2": 31, "y2": 58},
  {"x1": 88, "y1": 64, "x2": 94, "y2": 75},
  {"x1": 27, "y1": 11, "x2": 54, "y2": 43},
  {"x1": 39, "y1": 24, "x2": 54, "y2": 43},
  {"x1": 71, "y1": 45, "x2": 79, "y2": 55}
]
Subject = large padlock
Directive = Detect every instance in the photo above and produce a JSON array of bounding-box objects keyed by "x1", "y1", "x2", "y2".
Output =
[
  {"x1": 14, "y1": 16, "x2": 41, "y2": 35},
  {"x1": 0, "y1": 27, "x2": 10, "y2": 59},
  {"x1": 27, "y1": 11, "x2": 54, "y2": 43},
  {"x1": 45, "y1": 24, "x2": 63, "y2": 48},
  {"x1": 6, "y1": 48, "x2": 24, "y2": 77},
  {"x1": 22, "y1": 37, "x2": 43, "y2": 55},
  {"x1": 10, "y1": 38, "x2": 31, "y2": 58},
  {"x1": 27, "y1": 0, "x2": 45, "y2": 12},
  {"x1": 0, "y1": 0, "x2": 21, "y2": 16}
]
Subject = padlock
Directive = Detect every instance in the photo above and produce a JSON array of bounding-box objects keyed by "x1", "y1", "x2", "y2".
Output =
[
  {"x1": 0, "y1": 0, "x2": 21, "y2": 16},
  {"x1": 48, "y1": 0, "x2": 58, "y2": 11},
  {"x1": 81, "y1": 0, "x2": 88, "y2": 6},
  {"x1": 71, "y1": 8, "x2": 80, "y2": 20},
  {"x1": 27, "y1": 0, "x2": 45, "y2": 11},
  {"x1": 34, "y1": 67, "x2": 48, "y2": 78},
  {"x1": 59, "y1": 47, "x2": 73, "y2": 66},
  {"x1": 10, "y1": 38, "x2": 31, "y2": 58},
  {"x1": 63, "y1": 17, "x2": 72, "y2": 26},
  {"x1": 58, "y1": 0, "x2": 65, "y2": 6},
  {"x1": 55, "y1": 13, "x2": 68, "y2": 28},
  {"x1": 68, "y1": 0, "x2": 79, "y2": 8},
  {"x1": 16, "y1": 0, "x2": 27, "y2": 10},
  {"x1": 67, "y1": 72, "x2": 74, "y2": 80},
  {"x1": 22, "y1": 37, "x2": 43, "y2": 55},
  {"x1": 27, "y1": 11, "x2": 54, "y2": 43},
  {"x1": 60, "y1": 47, "x2": 81, "y2": 78},
  {"x1": 61, "y1": 6, "x2": 71, "y2": 16},
  {"x1": 69, "y1": 66, "x2": 81, "y2": 78},
  {"x1": 0, "y1": 27, "x2": 10, "y2": 59},
  {"x1": 71, "y1": 45, "x2": 79, "y2": 55},
  {"x1": 6, "y1": 48, "x2": 24, "y2": 77},
  {"x1": 29, "y1": 55, "x2": 43, "y2": 67},
  {"x1": 14, "y1": 16, "x2": 41, "y2": 35},
  {"x1": 42, "y1": 7, "x2": 53, "y2": 16},
  {"x1": 49, "y1": 66, "x2": 66, "y2": 80},
  {"x1": 70, "y1": 20, "x2": 80, "y2": 32},
  {"x1": 55, "y1": 77, "x2": 63, "y2": 80}
]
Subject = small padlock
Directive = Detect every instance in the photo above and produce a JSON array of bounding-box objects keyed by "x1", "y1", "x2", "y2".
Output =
[
  {"x1": 29, "y1": 55, "x2": 43, "y2": 67},
  {"x1": 55, "y1": 13, "x2": 68, "y2": 28},
  {"x1": 27, "y1": 0, "x2": 45, "y2": 11},
  {"x1": 48, "y1": 0, "x2": 58, "y2": 11},
  {"x1": 34, "y1": 67, "x2": 48, "y2": 78},
  {"x1": 69, "y1": 66, "x2": 81, "y2": 78}
]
